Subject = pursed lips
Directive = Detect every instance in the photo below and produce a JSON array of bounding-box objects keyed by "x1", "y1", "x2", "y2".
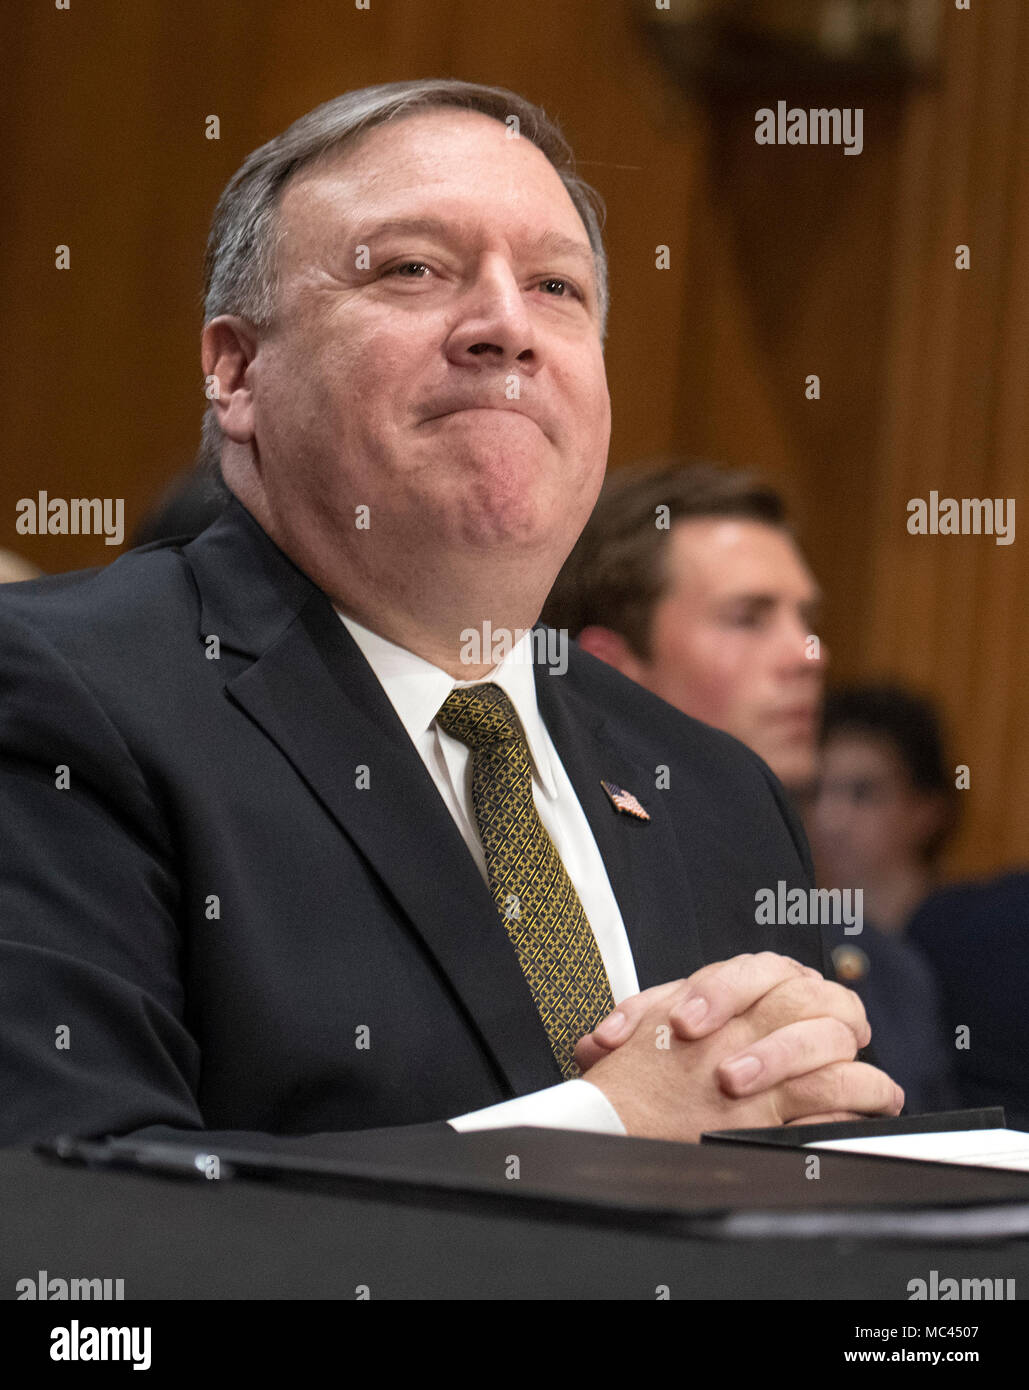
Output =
[
  {"x1": 424, "y1": 403, "x2": 533, "y2": 421},
  {"x1": 421, "y1": 401, "x2": 548, "y2": 438}
]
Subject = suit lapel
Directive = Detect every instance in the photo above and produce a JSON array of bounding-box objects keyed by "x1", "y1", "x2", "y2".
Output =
[
  {"x1": 534, "y1": 658, "x2": 706, "y2": 991},
  {"x1": 184, "y1": 504, "x2": 703, "y2": 1093},
  {"x1": 185, "y1": 505, "x2": 564, "y2": 1096}
]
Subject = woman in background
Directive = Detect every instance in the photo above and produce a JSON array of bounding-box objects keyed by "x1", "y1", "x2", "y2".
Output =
[{"x1": 809, "y1": 685, "x2": 959, "y2": 1115}]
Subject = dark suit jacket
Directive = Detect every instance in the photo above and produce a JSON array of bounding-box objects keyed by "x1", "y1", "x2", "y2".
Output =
[
  {"x1": 908, "y1": 873, "x2": 1029, "y2": 1129},
  {"x1": 0, "y1": 499, "x2": 826, "y2": 1154}
]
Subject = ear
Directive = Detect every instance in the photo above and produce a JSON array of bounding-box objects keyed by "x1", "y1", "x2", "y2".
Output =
[
  {"x1": 576, "y1": 625, "x2": 648, "y2": 682},
  {"x1": 201, "y1": 316, "x2": 260, "y2": 445}
]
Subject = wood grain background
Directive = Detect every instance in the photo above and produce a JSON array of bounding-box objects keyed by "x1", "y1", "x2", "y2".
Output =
[{"x1": 2, "y1": 0, "x2": 1024, "y2": 878}]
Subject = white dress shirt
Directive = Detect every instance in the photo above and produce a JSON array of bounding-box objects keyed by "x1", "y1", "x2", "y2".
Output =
[{"x1": 337, "y1": 613, "x2": 638, "y2": 1136}]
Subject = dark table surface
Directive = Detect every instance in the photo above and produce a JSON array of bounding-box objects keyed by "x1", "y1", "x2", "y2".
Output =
[{"x1": 4, "y1": 1129, "x2": 1029, "y2": 1300}]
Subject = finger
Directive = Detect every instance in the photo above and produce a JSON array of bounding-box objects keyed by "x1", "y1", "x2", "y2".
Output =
[
  {"x1": 738, "y1": 972, "x2": 872, "y2": 1054},
  {"x1": 785, "y1": 1112, "x2": 870, "y2": 1126},
  {"x1": 716, "y1": 1016, "x2": 861, "y2": 1097},
  {"x1": 666, "y1": 952, "x2": 812, "y2": 1039},
  {"x1": 777, "y1": 1061, "x2": 905, "y2": 1125},
  {"x1": 573, "y1": 1032, "x2": 611, "y2": 1072},
  {"x1": 588, "y1": 979, "x2": 689, "y2": 1052}
]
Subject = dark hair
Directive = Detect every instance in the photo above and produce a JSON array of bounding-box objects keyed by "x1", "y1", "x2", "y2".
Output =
[
  {"x1": 130, "y1": 467, "x2": 228, "y2": 548},
  {"x1": 542, "y1": 458, "x2": 790, "y2": 660},
  {"x1": 820, "y1": 683, "x2": 959, "y2": 862}
]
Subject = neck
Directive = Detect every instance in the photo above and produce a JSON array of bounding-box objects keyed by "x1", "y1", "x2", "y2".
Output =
[
  {"x1": 334, "y1": 598, "x2": 544, "y2": 680},
  {"x1": 238, "y1": 492, "x2": 556, "y2": 680}
]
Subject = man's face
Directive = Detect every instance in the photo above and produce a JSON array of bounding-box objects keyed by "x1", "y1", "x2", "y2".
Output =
[
  {"x1": 237, "y1": 108, "x2": 611, "y2": 607},
  {"x1": 636, "y1": 519, "x2": 825, "y2": 789}
]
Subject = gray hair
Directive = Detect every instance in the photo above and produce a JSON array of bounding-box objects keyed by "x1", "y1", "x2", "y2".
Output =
[{"x1": 198, "y1": 78, "x2": 609, "y2": 481}]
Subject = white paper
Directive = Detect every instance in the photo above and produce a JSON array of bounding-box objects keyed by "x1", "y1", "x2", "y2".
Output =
[{"x1": 805, "y1": 1127, "x2": 1029, "y2": 1172}]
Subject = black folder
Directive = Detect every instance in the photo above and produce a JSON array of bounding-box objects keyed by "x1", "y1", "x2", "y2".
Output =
[{"x1": 43, "y1": 1109, "x2": 1029, "y2": 1241}]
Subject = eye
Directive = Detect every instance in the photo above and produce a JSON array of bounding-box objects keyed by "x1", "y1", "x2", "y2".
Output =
[
  {"x1": 385, "y1": 261, "x2": 432, "y2": 279},
  {"x1": 850, "y1": 780, "x2": 886, "y2": 805},
  {"x1": 538, "y1": 277, "x2": 583, "y2": 300},
  {"x1": 724, "y1": 609, "x2": 763, "y2": 629}
]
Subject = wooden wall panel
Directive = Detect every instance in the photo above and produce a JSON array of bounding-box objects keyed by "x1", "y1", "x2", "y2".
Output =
[
  {"x1": 1, "y1": 0, "x2": 1025, "y2": 877},
  {"x1": 867, "y1": 0, "x2": 1029, "y2": 876}
]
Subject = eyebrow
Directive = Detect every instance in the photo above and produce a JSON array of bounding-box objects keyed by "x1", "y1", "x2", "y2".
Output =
[
  {"x1": 353, "y1": 217, "x2": 597, "y2": 280},
  {"x1": 720, "y1": 592, "x2": 823, "y2": 616}
]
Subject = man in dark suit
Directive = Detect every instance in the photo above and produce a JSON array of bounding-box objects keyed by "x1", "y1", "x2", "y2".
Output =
[
  {"x1": 0, "y1": 79, "x2": 901, "y2": 1152},
  {"x1": 908, "y1": 873, "x2": 1029, "y2": 1129}
]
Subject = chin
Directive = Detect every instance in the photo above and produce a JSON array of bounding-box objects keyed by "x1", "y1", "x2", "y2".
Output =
[
  {"x1": 763, "y1": 749, "x2": 818, "y2": 793},
  {"x1": 461, "y1": 477, "x2": 576, "y2": 548},
  {"x1": 458, "y1": 506, "x2": 558, "y2": 553}
]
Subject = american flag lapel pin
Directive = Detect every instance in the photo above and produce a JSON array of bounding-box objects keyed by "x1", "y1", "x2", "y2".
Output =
[{"x1": 600, "y1": 779, "x2": 651, "y2": 821}]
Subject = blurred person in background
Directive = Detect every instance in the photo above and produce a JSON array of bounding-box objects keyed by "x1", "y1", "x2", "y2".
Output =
[
  {"x1": 811, "y1": 685, "x2": 958, "y2": 933},
  {"x1": 908, "y1": 872, "x2": 1029, "y2": 1129},
  {"x1": 547, "y1": 474, "x2": 960, "y2": 1113},
  {"x1": 543, "y1": 460, "x2": 825, "y2": 799},
  {"x1": 810, "y1": 685, "x2": 960, "y2": 1113}
]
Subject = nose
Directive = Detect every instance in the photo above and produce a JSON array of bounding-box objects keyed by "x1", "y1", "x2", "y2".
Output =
[
  {"x1": 773, "y1": 608, "x2": 825, "y2": 674},
  {"x1": 444, "y1": 254, "x2": 539, "y2": 373},
  {"x1": 812, "y1": 785, "x2": 852, "y2": 836}
]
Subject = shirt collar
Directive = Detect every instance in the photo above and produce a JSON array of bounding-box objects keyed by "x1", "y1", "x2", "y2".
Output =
[{"x1": 336, "y1": 612, "x2": 560, "y2": 799}]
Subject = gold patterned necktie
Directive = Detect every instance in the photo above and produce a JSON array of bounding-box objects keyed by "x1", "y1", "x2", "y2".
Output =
[{"x1": 436, "y1": 682, "x2": 615, "y2": 1079}]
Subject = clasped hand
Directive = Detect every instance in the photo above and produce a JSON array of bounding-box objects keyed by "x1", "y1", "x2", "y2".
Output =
[{"x1": 575, "y1": 952, "x2": 904, "y2": 1142}]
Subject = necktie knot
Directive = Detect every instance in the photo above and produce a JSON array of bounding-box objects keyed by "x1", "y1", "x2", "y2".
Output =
[{"x1": 436, "y1": 683, "x2": 522, "y2": 751}]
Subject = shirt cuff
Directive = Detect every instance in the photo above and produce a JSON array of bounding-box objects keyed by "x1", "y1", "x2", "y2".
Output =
[{"x1": 447, "y1": 1078, "x2": 627, "y2": 1135}]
